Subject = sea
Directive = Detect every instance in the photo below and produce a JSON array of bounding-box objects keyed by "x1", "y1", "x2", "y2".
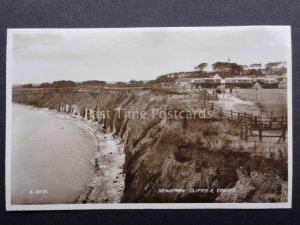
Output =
[{"x1": 11, "y1": 104, "x2": 95, "y2": 204}]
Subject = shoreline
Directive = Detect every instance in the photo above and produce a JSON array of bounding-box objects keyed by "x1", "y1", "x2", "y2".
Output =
[{"x1": 13, "y1": 103, "x2": 125, "y2": 204}]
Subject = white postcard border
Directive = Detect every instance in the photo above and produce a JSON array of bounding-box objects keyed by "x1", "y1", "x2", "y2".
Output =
[{"x1": 5, "y1": 26, "x2": 293, "y2": 210}]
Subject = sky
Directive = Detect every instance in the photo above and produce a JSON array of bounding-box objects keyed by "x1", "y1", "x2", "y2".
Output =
[{"x1": 10, "y1": 27, "x2": 291, "y2": 84}]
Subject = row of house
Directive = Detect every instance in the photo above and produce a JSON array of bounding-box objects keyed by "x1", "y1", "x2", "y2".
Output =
[{"x1": 174, "y1": 73, "x2": 287, "y2": 89}]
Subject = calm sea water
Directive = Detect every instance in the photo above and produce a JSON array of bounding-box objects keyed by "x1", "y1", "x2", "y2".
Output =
[{"x1": 11, "y1": 105, "x2": 95, "y2": 204}]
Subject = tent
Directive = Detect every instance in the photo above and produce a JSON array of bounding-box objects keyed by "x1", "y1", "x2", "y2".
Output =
[
  {"x1": 252, "y1": 82, "x2": 262, "y2": 89},
  {"x1": 213, "y1": 73, "x2": 222, "y2": 79}
]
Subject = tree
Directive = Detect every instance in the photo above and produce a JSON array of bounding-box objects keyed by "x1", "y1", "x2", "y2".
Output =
[
  {"x1": 21, "y1": 83, "x2": 33, "y2": 88},
  {"x1": 230, "y1": 63, "x2": 244, "y2": 76},
  {"x1": 265, "y1": 62, "x2": 282, "y2": 70},
  {"x1": 51, "y1": 80, "x2": 76, "y2": 88},
  {"x1": 212, "y1": 62, "x2": 230, "y2": 72},
  {"x1": 39, "y1": 82, "x2": 50, "y2": 88},
  {"x1": 129, "y1": 79, "x2": 136, "y2": 84},
  {"x1": 242, "y1": 65, "x2": 249, "y2": 70},
  {"x1": 248, "y1": 64, "x2": 262, "y2": 76},
  {"x1": 115, "y1": 82, "x2": 127, "y2": 86},
  {"x1": 135, "y1": 81, "x2": 144, "y2": 85},
  {"x1": 274, "y1": 67, "x2": 287, "y2": 76},
  {"x1": 78, "y1": 80, "x2": 106, "y2": 86},
  {"x1": 153, "y1": 74, "x2": 179, "y2": 84},
  {"x1": 265, "y1": 62, "x2": 286, "y2": 74},
  {"x1": 194, "y1": 63, "x2": 208, "y2": 71},
  {"x1": 250, "y1": 63, "x2": 262, "y2": 69},
  {"x1": 212, "y1": 62, "x2": 244, "y2": 77}
]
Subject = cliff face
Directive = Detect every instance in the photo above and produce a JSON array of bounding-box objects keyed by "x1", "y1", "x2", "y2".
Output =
[{"x1": 12, "y1": 88, "x2": 288, "y2": 203}]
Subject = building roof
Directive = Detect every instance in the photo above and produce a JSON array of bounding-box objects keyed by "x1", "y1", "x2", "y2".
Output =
[
  {"x1": 225, "y1": 77, "x2": 253, "y2": 80},
  {"x1": 265, "y1": 74, "x2": 280, "y2": 79},
  {"x1": 252, "y1": 82, "x2": 262, "y2": 89},
  {"x1": 213, "y1": 73, "x2": 222, "y2": 79},
  {"x1": 257, "y1": 76, "x2": 277, "y2": 80},
  {"x1": 279, "y1": 73, "x2": 287, "y2": 78}
]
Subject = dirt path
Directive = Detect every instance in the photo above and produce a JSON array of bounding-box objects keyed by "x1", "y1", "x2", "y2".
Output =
[{"x1": 214, "y1": 94, "x2": 261, "y2": 116}]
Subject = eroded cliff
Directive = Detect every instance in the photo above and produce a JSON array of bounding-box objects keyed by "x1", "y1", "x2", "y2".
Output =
[{"x1": 12, "y1": 87, "x2": 288, "y2": 203}]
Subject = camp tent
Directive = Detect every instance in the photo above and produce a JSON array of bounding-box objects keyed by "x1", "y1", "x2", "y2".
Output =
[{"x1": 252, "y1": 82, "x2": 262, "y2": 89}]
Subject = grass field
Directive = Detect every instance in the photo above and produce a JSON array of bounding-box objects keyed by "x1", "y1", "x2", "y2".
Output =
[{"x1": 232, "y1": 89, "x2": 287, "y2": 117}]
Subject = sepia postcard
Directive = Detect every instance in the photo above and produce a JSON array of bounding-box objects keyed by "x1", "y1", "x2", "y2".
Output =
[{"x1": 5, "y1": 26, "x2": 292, "y2": 210}]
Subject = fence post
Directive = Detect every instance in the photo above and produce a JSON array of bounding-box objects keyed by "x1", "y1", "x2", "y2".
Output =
[
  {"x1": 270, "y1": 110, "x2": 273, "y2": 128},
  {"x1": 231, "y1": 109, "x2": 233, "y2": 119},
  {"x1": 270, "y1": 110, "x2": 273, "y2": 120},
  {"x1": 250, "y1": 113, "x2": 253, "y2": 135},
  {"x1": 245, "y1": 118, "x2": 248, "y2": 141},
  {"x1": 240, "y1": 120, "x2": 243, "y2": 139},
  {"x1": 283, "y1": 126, "x2": 286, "y2": 141},
  {"x1": 278, "y1": 125, "x2": 287, "y2": 143},
  {"x1": 285, "y1": 115, "x2": 288, "y2": 128},
  {"x1": 259, "y1": 121, "x2": 262, "y2": 142}
]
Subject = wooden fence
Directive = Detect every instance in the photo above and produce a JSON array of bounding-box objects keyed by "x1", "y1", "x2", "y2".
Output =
[
  {"x1": 198, "y1": 90, "x2": 218, "y2": 101},
  {"x1": 203, "y1": 99, "x2": 288, "y2": 143}
]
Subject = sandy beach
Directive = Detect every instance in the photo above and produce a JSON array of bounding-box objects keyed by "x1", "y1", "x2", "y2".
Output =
[
  {"x1": 11, "y1": 104, "x2": 125, "y2": 204},
  {"x1": 54, "y1": 110, "x2": 126, "y2": 203}
]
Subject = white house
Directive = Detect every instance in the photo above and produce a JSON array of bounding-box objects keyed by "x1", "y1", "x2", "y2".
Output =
[
  {"x1": 278, "y1": 73, "x2": 287, "y2": 82},
  {"x1": 175, "y1": 78, "x2": 195, "y2": 88}
]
